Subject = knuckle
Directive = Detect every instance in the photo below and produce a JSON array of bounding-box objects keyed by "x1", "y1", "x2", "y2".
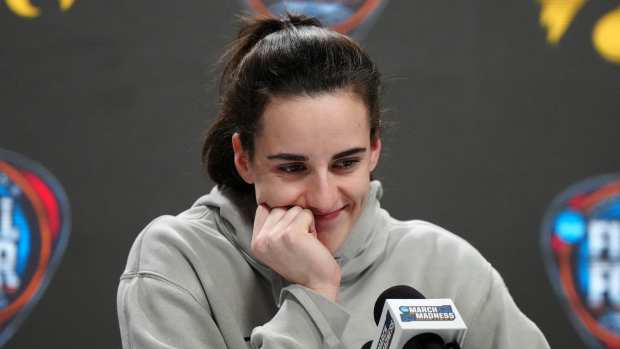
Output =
[
  {"x1": 272, "y1": 207, "x2": 286, "y2": 215},
  {"x1": 250, "y1": 238, "x2": 259, "y2": 253},
  {"x1": 301, "y1": 209, "x2": 314, "y2": 221},
  {"x1": 251, "y1": 236, "x2": 269, "y2": 255},
  {"x1": 289, "y1": 206, "x2": 303, "y2": 214},
  {"x1": 281, "y1": 228, "x2": 294, "y2": 242}
]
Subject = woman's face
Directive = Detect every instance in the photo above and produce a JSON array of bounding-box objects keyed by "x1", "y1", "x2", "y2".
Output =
[{"x1": 233, "y1": 89, "x2": 381, "y2": 254}]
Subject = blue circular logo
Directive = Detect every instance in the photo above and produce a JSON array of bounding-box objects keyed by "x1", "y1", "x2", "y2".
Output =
[{"x1": 241, "y1": 0, "x2": 389, "y2": 38}]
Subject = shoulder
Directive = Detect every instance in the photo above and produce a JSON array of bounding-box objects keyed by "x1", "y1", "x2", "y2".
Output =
[
  {"x1": 120, "y1": 204, "x2": 227, "y2": 285},
  {"x1": 379, "y1": 216, "x2": 496, "y2": 298},
  {"x1": 385, "y1": 218, "x2": 486, "y2": 263}
]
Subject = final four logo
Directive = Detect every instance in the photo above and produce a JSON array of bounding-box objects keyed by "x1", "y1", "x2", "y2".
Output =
[
  {"x1": 241, "y1": 0, "x2": 389, "y2": 38},
  {"x1": 542, "y1": 174, "x2": 620, "y2": 349},
  {"x1": 0, "y1": 149, "x2": 70, "y2": 346}
]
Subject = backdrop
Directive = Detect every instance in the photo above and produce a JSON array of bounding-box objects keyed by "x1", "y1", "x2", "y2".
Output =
[{"x1": 1, "y1": 1, "x2": 619, "y2": 348}]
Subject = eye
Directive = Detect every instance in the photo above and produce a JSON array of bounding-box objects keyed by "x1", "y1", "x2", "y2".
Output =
[
  {"x1": 332, "y1": 158, "x2": 361, "y2": 171},
  {"x1": 277, "y1": 163, "x2": 307, "y2": 174}
]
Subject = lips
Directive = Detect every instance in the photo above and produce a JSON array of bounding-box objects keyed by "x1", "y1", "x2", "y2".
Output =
[{"x1": 314, "y1": 206, "x2": 346, "y2": 223}]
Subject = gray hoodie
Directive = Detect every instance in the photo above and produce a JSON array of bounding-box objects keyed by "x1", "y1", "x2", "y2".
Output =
[{"x1": 117, "y1": 181, "x2": 550, "y2": 348}]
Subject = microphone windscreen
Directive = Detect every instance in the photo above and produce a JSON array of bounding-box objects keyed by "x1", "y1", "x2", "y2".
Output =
[
  {"x1": 403, "y1": 332, "x2": 444, "y2": 349},
  {"x1": 373, "y1": 285, "x2": 425, "y2": 324}
]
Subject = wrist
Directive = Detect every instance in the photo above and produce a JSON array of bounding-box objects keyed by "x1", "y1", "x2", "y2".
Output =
[
  {"x1": 307, "y1": 270, "x2": 341, "y2": 302},
  {"x1": 308, "y1": 283, "x2": 340, "y2": 302}
]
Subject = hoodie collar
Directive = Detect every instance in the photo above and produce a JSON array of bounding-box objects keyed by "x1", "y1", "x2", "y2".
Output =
[{"x1": 194, "y1": 180, "x2": 388, "y2": 285}]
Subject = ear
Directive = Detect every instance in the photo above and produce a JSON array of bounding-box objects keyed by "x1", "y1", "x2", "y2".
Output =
[
  {"x1": 232, "y1": 133, "x2": 255, "y2": 184},
  {"x1": 369, "y1": 137, "x2": 382, "y2": 172}
]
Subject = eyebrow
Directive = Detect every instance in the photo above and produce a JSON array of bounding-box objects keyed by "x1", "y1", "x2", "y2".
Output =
[{"x1": 266, "y1": 147, "x2": 366, "y2": 161}]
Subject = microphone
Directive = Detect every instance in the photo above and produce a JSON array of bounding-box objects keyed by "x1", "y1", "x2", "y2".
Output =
[
  {"x1": 373, "y1": 285, "x2": 425, "y2": 324},
  {"x1": 369, "y1": 286, "x2": 467, "y2": 349}
]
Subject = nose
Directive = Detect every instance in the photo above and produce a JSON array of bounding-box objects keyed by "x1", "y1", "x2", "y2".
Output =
[{"x1": 303, "y1": 169, "x2": 339, "y2": 214}]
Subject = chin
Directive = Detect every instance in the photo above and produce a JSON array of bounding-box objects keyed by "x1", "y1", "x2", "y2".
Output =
[
  {"x1": 322, "y1": 242, "x2": 340, "y2": 255},
  {"x1": 318, "y1": 226, "x2": 350, "y2": 254}
]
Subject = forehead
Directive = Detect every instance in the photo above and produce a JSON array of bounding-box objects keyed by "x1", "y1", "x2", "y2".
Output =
[{"x1": 256, "y1": 91, "x2": 370, "y2": 152}]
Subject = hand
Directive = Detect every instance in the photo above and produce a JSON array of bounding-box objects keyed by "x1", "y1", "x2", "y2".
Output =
[{"x1": 251, "y1": 205, "x2": 342, "y2": 301}]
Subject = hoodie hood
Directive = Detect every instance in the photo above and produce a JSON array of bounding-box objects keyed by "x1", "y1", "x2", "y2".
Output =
[{"x1": 194, "y1": 180, "x2": 389, "y2": 290}]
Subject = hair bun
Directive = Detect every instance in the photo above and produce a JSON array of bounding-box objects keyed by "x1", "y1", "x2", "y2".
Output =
[
  {"x1": 239, "y1": 13, "x2": 322, "y2": 44},
  {"x1": 220, "y1": 13, "x2": 323, "y2": 93},
  {"x1": 279, "y1": 13, "x2": 322, "y2": 29}
]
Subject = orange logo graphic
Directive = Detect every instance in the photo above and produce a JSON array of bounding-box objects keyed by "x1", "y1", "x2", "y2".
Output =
[
  {"x1": 539, "y1": 0, "x2": 620, "y2": 64},
  {"x1": 4, "y1": 0, "x2": 75, "y2": 18}
]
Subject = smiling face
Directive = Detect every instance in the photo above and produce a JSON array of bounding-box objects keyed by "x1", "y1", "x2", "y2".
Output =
[{"x1": 232, "y1": 89, "x2": 381, "y2": 254}]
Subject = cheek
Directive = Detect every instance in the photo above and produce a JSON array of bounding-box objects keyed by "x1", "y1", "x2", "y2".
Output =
[
  {"x1": 254, "y1": 178, "x2": 305, "y2": 207},
  {"x1": 345, "y1": 173, "x2": 372, "y2": 205}
]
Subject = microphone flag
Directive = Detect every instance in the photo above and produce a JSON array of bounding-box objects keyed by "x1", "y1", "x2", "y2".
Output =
[{"x1": 371, "y1": 298, "x2": 467, "y2": 349}]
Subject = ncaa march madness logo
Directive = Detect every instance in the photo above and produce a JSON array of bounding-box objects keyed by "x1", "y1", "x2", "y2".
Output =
[
  {"x1": 399, "y1": 305, "x2": 456, "y2": 322},
  {"x1": 241, "y1": 0, "x2": 389, "y2": 38},
  {"x1": 0, "y1": 149, "x2": 70, "y2": 346},
  {"x1": 542, "y1": 174, "x2": 620, "y2": 349}
]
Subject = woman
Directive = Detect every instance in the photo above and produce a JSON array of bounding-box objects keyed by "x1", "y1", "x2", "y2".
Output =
[{"x1": 117, "y1": 14, "x2": 549, "y2": 349}]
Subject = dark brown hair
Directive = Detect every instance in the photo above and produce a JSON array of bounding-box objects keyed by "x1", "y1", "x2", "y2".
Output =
[{"x1": 202, "y1": 13, "x2": 382, "y2": 194}]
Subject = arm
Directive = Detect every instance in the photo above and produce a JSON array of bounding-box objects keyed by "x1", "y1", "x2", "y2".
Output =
[{"x1": 249, "y1": 205, "x2": 351, "y2": 348}]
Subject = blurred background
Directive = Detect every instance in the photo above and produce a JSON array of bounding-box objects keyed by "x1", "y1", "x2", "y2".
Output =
[{"x1": 1, "y1": 1, "x2": 619, "y2": 348}]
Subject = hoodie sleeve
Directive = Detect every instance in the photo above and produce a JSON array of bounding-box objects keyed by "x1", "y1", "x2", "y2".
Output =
[
  {"x1": 250, "y1": 284, "x2": 351, "y2": 349},
  {"x1": 462, "y1": 265, "x2": 550, "y2": 348},
  {"x1": 118, "y1": 275, "x2": 351, "y2": 349}
]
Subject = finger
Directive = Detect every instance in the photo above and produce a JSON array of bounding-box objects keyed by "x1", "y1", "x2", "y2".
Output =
[
  {"x1": 253, "y1": 204, "x2": 270, "y2": 233},
  {"x1": 290, "y1": 209, "x2": 317, "y2": 237},
  {"x1": 309, "y1": 220, "x2": 317, "y2": 238},
  {"x1": 273, "y1": 206, "x2": 304, "y2": 232},
  {"x1": 260, "y1": 207, "x2": 287, "y2": 232}
]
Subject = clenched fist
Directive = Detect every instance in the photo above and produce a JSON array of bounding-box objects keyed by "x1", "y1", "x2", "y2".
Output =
[{"x1": 251, "y1": 205, "x2": 342, "y2": 301}]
